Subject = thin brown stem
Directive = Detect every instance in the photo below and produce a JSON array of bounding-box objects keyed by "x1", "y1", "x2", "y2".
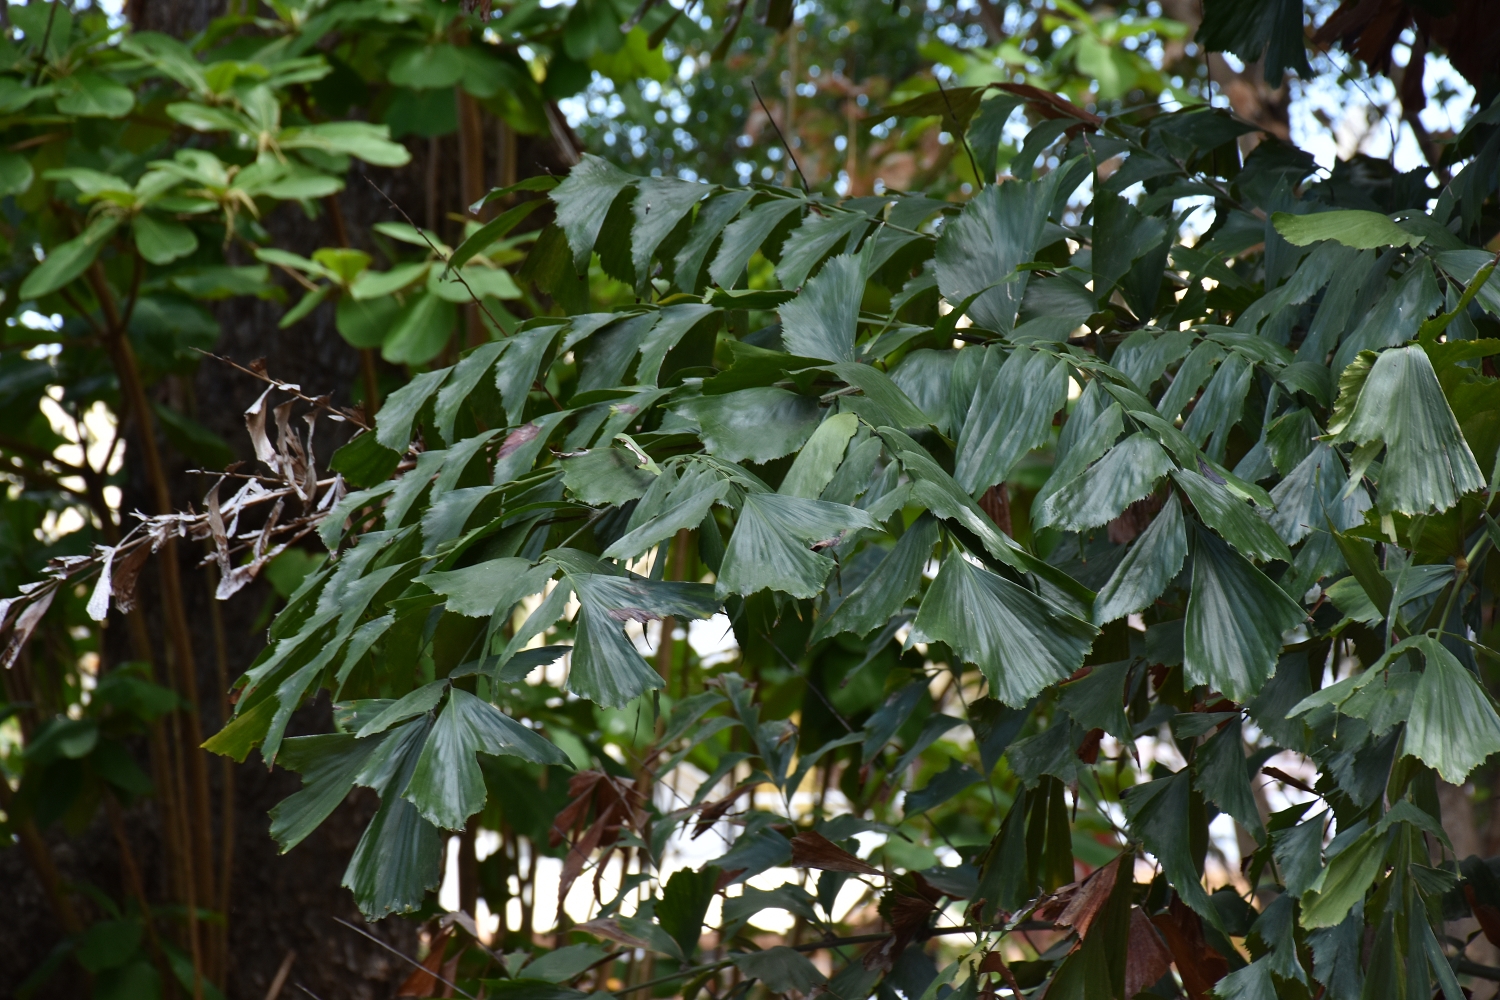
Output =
[
  {"x1": 105, "y1": 791, "x2": 177, "y2": 994},
  {"x1": 89, "y1": 260, "x2": 210, "y2": 999},
  {"x1": 207, "y1": 562, "x2": 235, "y2": 985}
]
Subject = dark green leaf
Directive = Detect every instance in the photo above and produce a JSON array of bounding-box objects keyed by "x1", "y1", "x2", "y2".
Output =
[
  {"x1": 1332, "y1": 345, "x2": 1484, "y2": 514},
  {"x1": 1173, "y1": 469, "x2": 1291, "y2": 564},
  {"x1": 934, "y1": 177, "x2": 1057, "y2": 333},
  {"x1": 776, "y1": 209, "x2": 872, "y2": 289},
  {"x1": 912, "y1": 550, "x2": 1097, "y2": 706},
  {"x1": 1404, "y1": 636, "x2": 1500, "y2": 783},
  {"x1": 678, "y1": 387, "x2": 821, "y2": 464},
  {"x1": 812, "y1": 514, "x2": 937, "y2": 642},
  {"x1": 779, "y1": 252, "x2": 866, "y2": 363},
  {"x1": 717, "y1": 493, "x2": 878, "y2": 599},
  {"x1": 342, "y1": 717, "x2": 444, "y2": 919},
  {"x1": 708, "y1": 197, "x2": 805, "y2": 288},
  {"x1": 1034, "y1": 433, "x2": 1173, "y2": 532},
  {"x1": 550, "y1": 154, "x2": 638, "y2": 271},
  {"x1": 20, "y1": 215, "x2": 122, "y2": 300},
  {"x1": 954, "y1": 347, "x2": 1068, "y2": 494},
  {"x1": 561, "y1": 447, "x2": 657, "y2": 505},
  {"x1": 1094, "y1": 492, "x2": 1187, "y2": 624},
  {"x1": 730, "y1": 947, "x2": 828, "y2": 994},
  {"x1": 1122, "y1": 769, "x2": 1218, "y2": 925},
  {"x1": 1193, "y1": 717, "x2": 1262, "y2": 836},
  {"x1": 406, "y1": 689, "x2": 569, "y2": 829},
  {"x1": 1184, "y1": 525, "x2": 1305, "y2": 701},
  {"x1": 570, "y1": 573, "x2": 720, "y2": 706},
  {"x1": 631, "y1": 177, "x2": 708, "y2": 286},
  {"x1": 659, "y1": 866, "x2": 720, "y2": 960},
  {"x1": 1058, "y1": 660, "x2": 1132, "y2": 741}
]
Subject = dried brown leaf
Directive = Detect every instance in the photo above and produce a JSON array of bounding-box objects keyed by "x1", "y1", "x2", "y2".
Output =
[
  {"x1": 396, "y1": 927, "x2": 451, "y2": 997},
  {"x1": 1055, "y1": 855, "x2": 1121, "y2": 939},
  {"x1": 498, "y1": 421, "x2": 541, "y2": 459},
  {"x1": 1125, "y1": 907, "x2": 1174, "y2": 999},
  {"x1": 789, "y1": 830, "x2": 882, "y2": 876},
  {"x1": 1151, "y1": 896, "x2": 1228, "y2": 1000},
  {"x1": 245, "y1": 385, "x2": 279, "y2": 471},
  {"x1": 2, "y1": 586, "x2": 57, "y2": 669},
  {"x1": 574, "y1": 919, "x2": 653, "y2": 950},
  {"x1": 109, "y1": 543, "x2": 152, "y2": 615}
]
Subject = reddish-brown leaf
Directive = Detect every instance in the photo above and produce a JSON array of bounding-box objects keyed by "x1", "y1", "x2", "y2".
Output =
[
  {"x1": 498, "y1": 421, "x2": 542, "y2": 459},
  {"x1": 994, "y1": 82, "x2": 1103, "y2": 126},
  {"x1": 1076, "y1": 727, "x2": 1104, "y2": 765},
  {"x1": 693, "y1": 781, "x2": 761, "y2": 838},
  {"x1": 1124, "y1": 907, "x2": 1175, "y2": 998},
  {"x1": 1151, "y1": 896, "x2": 1228, "y2": 1000},
  {"x1": 1466, "y1": 885, "x2": 1500, "y2": 947},
  {"x1": 789, "y1": 830, "x2": 882, "y2": 876},
  {"x1": 109, "y1": 541, "x2": 152, "y2": 614},
  {"x1": 396, "y1": 928, "x2": 451, "y2": 997},
  {"x1": 1056, "y1": 855, "x2": 1121, "y2": 939}
]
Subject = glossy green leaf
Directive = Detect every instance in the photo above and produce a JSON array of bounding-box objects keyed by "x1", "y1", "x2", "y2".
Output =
[
  {"x1": 779, "y1": 252, "x2": 865, "y2": 363},
  {"x1": 911, "y1": 550, "x2": 1097, "y2": 706},
  {"x1": 1173, "y1": 469, "x2": 1290, "y2": 564},
  {"x1": 605, "y1": 465, "x2": 732, "y2": 561},
  {"x1": 551, "y1": 154, "x2": 637, "y2": 271},
  {"x1": 342, "y1": 717, "x2": 443, "y2": 919},
  {"x1": 1057, "y1": 659, "x2": 1132, "y2": 740},
  {"x1": 270, "y1": 731, "x2": 396, "y2": 852},
  {"x1": 1122, "y1": 769, "x2": 1218, "y2": 924},
  {"x1": 1332, "y1": 345, "x2": 1484, "y2": 514},
  {"x1": 375, "y1": 367, "x2": 449, "y2": 451},
  {"x1": 1300, "y1": 828, "x2": 1385, "y2": 929},
  {"x1": 674, "y1": 189, "x2": 755, "y2": 293},
  {"x1": 569, "y1": 573, "x2": 720, "y2": 706},
  {"x1": 382, "y1": 291, "x2": 458, "y2": 366},
  {"x1": 934, "y1": 176, "x2": 1056, "y2": 333},
  {"x1": 954, "y1": 346, "x2": 1067, "y2": 494},
  {"x1": 1184, "y1": 526, "x2": 1305, "y2": 702},
  {"x1": 1094, "y1": 492, "x2": 1187, "y2": 624},
  {"x1": 780, "y1": 412, "x2": 859, "y2": 500},
  {"x1": 406, "y1": 689, "x2": 568, "y2": 829},
  {"x1": 1272, "y1": 210, "x2": 1424, "y2": 250},
  {"x1": 1193, "y1": 717, "x2": 1261, "y2": 835},
  {"x1": 1034, "y1": 433, "x2": 1173, "y2": 532},
  {"x1": 678, "y1": 387, "x2": 822, "y2": 464},
  {"x1": 812, "y1": 514, "x2": 938, "y2": 642},
  {"x1": 561, "y1": 447, "x2": 656, "y2": 505},
  {"x1": 1404, "y1": 636, "x2": 1500, "y2": 783},
  {"x1": 775, "y1": 209, "x2": 872, "y2": 289},
  {"x1": 717, "y1": 493, "x2": 879, "y2": 599},
  {"x1": 631, "y1": 177, "x2": 707, "y2": 286},
  {"x1": 419, "y1": 558, "x2": 553, "y2": 619},
  {"x1": 708, "y1": 196, "x2": 805, "y2": 288}
]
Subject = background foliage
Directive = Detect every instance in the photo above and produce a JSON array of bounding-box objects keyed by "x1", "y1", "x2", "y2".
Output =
[{"x1": 6, "y1": 1, "x2": 1500, "y2": 999}]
